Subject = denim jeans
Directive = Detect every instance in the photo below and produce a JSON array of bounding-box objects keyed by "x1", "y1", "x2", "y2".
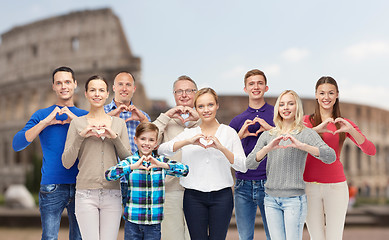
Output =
[
  {"x1": 183, "y1": 187, "x2": 233, "y2": 240},
  {"x1": 234, "y1": 179, "x2": 271, "y2": 240},
  {"x1": 264, "y1": 194, "x2": 307, "y2": 240},
  {"x1": 124, "y1": 221, "x2": 161, "y2": 240},
  {"x1": 39, "y1": 184, "x2": 81, "y2": 240}
]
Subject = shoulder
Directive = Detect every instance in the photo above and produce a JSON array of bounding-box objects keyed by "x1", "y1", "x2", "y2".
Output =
[
  {"x1": 220, "y1": 124, "x2": 238, "y2": 135},
  {"x1": 70, "y1": 106, "x2": 88, "y2": 116}
]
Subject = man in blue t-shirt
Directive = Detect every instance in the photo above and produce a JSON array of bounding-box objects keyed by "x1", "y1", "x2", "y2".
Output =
[
  {"x1": 229, "y1": 69, "x2": 274, "y2": 240},
  {"x1": 13, "y1": 66, "x2": 88, "y2": 240}
]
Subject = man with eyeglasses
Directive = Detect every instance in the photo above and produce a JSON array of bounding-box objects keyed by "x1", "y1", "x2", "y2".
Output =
[{"x1": 154, "y1": 75, "x2": 200, "y2": 240}]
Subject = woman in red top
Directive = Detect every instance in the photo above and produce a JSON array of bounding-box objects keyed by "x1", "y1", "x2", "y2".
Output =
[{"x1": 303, "y1": 76, "x2": 376, "y2": 240}]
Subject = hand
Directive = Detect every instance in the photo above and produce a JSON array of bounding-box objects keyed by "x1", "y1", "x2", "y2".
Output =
[
  {"x1": 98, "y1": 124, "x2": 118, "y2": 139},
  {"x1": 58, "y1": 106, "x2": 77, "y2": 124},
  {"x1": 238, "y1": 117, "x2": 272, "y2": 139},
  {"x1": 130, "y1": 156, "x2": 148, "y2": 170},
  {"x1": 42, "y1": 107, "x2": 63, "y2": 126},
  {"x1": 267, "y1": 134, "x2": 304, "y2": 150},
  {"x1": 79, "y1": 125, "x2": 100, "y2": 138},
  {"x1": 203, "y1": 135, "x2": 223, "y2": 150},
  {"x1": 334, "y1": 118, "x2": 353, "y2": 134},
  {"x1": 126, "y1": 105, "x2": 148, "y2": 122},
  {"x1": 107, "y1": 104, "x2": 129, "y2": 117},
  {"x1": 191, "y1": 134, "x2": 208, "y2": 148},
  {"x1": 145, "y1": 155, "x2": 168, "y2": 170},
  {"x1": 166, "y1": 106, "x2": 199, "y2": 124},
  {"x1": 238, "y1": 119, "x2": 261, "y2": 139},
  {"x1": 313, "y1": 118, "x2": 335, "y2": 134}
]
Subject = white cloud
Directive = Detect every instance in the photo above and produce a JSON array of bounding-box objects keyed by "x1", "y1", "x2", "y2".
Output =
[
  {"x1": 281, "y1": 48, "x2": 310, "y2": 62},
  {"x1": 338, "y1": 81, "x2": 389, "y2": 111},
  {"x1": 220, "y1": 65, "x2": 247, "y2": 80},
  {"x1": 262, "y1": 64, "x2": 281, "y2": 76},
  {"x1": 344, "y1": 40, "x2": 389, "y2": 60}
]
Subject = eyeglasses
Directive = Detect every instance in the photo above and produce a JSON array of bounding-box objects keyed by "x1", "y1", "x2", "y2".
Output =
[{"x1": 173, "y1": 89, "x2": 197, "y2": 95}]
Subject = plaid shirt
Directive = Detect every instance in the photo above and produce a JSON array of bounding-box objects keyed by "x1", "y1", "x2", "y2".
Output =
[
  {"x1": 105, "y1": 151, "x2": 189, "y2": 224},
  {"x1": 104, "y1": 99, "x2": 151, "y2": 154}
]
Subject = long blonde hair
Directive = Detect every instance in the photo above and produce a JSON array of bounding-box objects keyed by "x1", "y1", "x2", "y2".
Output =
[{"x1": 270, "y1": 90, "x2": 305, "y2": 135}]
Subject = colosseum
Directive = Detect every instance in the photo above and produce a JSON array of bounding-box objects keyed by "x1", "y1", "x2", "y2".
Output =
[{"x1": 0, "y1": 8, "x2": 388, "y2": 200}]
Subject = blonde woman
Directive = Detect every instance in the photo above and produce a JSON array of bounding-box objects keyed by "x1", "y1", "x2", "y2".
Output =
[
  {"x1": 246, "y1": 90, "x2": 336, "y2": 240},
  {"x1": 158, "y1": 87, "x2": 247, "y2": 240}
]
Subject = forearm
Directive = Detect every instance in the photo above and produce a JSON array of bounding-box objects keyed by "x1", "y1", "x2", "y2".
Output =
[
  {"x1": 219, "y1": 146, "x2": 234, "y2": 164},
  {"x1": 298, "y1": 143, "x2": 320, "y2": 157},
  {"x1": 25, "y1": 121, "x2": 48, "y2": 142},
  {"x1": 255, "y1": 145, "x2": 271, "y2": 162},
  {"x1": 173, "y1": 139, "x2": 191, "y2": 152},
  {"x1": 348, "y1": 128, "x2": 365, "y2": 145}
]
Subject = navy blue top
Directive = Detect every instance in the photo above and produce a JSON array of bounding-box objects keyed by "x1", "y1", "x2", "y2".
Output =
[{"x1": 229, "y1": 103, "x2": 274, "y2": 180}]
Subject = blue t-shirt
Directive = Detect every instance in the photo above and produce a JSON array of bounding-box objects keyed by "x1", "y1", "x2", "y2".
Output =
[
  {"x1": 229, "y1": 103, "x2": 274, "y2": 180},
  {"x1": 12, "y1": 105, "x2": 88, "y2": 185}
]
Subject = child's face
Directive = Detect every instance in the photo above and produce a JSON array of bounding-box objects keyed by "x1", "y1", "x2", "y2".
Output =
[{"x1": 134, "y1": 131, "x2": 158, "y2": 156}]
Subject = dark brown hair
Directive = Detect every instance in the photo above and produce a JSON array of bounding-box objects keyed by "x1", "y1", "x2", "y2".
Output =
[{"x1": 308, "y1": 76, "x2": 345, "y2": 146}]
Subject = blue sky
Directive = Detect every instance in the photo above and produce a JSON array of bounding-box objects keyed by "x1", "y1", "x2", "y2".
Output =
[{"x1": 1, "y1": 1, "x2": 388, "y2": 110}]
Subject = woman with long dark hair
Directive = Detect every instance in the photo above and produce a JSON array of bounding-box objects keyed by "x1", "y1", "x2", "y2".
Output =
[{"x1": 304, "y1": 76, "x2": 376, "y2": 240}]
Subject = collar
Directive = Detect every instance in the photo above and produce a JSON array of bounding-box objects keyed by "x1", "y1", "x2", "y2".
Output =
[
  {"x1": 106, "y1": 98, "x2": 133, "y2": 111},
  {"x1": 247, "y1": 102, "x2": 269, "y2": 113}
]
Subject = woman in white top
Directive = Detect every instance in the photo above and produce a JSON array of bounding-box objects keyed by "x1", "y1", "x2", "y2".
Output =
[{"x1": 158, "y1": 87, "x2": 247, "y2": 239}]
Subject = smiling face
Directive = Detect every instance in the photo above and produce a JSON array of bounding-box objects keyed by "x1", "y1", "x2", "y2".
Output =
[
  {"x1": 113, "y1": 72, "x2": 136, "y2": 104},
  {"x1": 315, "y1": 83, "x2": 339, "y2": 111},
  {"x1": 244, "y1": 74, "x2": 268, "y2": 100},
  {"x1": 173, "y1": 80, "x2": 197, "y2": 107},
  {"x1": 52, "y1": 71, "x2": 77, "y2": 102},
  {"x1": 85, "y1": 79, "x2": 109, "y2": 108},
  {"x1": 278, "y1": 93, "x2": 297, "y2": 122},
  {"x1": 134, "y1": 130, "x2": 158, "y2": 156},
  {"x1": 195, "y1": 92, "x2": 219, "y2": 122}
]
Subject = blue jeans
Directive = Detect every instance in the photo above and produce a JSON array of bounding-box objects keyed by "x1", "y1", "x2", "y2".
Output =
[
  {"x1": 183, "y1": 187, "x2": 233, "y2": 240},
  {"x1": 39, "y1": 184, "x2": 81, "y2": 240},
  {"x1": 264, "y1": 194, "x2": 307, "y2": 240},
  {"x1": 234, "y1": 179, "x2": 271, "y2": 240},
  {"x1": 124, "y1": 221, "x2": 161, "y2": 240}
]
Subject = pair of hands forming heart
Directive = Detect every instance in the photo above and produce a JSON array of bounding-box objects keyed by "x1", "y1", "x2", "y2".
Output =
[
  {"x1": 131, "y1": 155, "x2": 168, "y2": 171},
  {"x1": 43, "y1": 106, "x2": 76, "y2": 125},
  {"x1": 191, "y1": 134, "x2": 221, "y2": 149},
  {"x1": 314, "y1": 117, "x2": 352, "y2": 135},
  {"x1": 238, "y1": 117, "x2": 273, "y2": 139},
  {"x1": 166, "y1": 106, "x2": 199, "y2": 125},
  {"x1": 80, "y1": 124, "x2": 116, "y2": 139},
  {"x1": 268, "y1": 134, "x2": 304, "y2": 150},
  {"x1": 108, "y1": 104, "x2": 148, "y2": 122}
]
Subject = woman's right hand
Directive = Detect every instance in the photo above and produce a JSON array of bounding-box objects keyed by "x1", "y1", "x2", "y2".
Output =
[{"x1": 79, "y1": 125, "x2": 99, "y2": 138}]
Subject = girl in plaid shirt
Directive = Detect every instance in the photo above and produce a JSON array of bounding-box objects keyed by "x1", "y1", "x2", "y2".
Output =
[{"x1": 105, "y1": 122, "x2": 188, "y2": 240}]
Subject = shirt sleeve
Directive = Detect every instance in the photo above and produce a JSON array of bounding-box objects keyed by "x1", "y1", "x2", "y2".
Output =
[
  {"x1": 345, "y1": 119, "x2": 376, "y2": 156},
  {"x1": 228, "y1": 127, "x2": 247, "y2": 172},
  {"x1": 12, "y1": 111, "x2": 41, "y2": 151},
  {"x1": 105, "y1": 157, "x2": 132, "y2": 181},
  {"x1": 161, "y1": 156, "x2": 189, "y2": 177},
  {"x1": 304, "y1": 128, "x2": 336, "y2": 164},
  {"x1": 246, "y1": 131, "x2": 269, "y2": 169},
  {"x1": 62, "y1": 119, "x2": 84, "y2": 169},
  {"x1": 153, "y1": 113, "x2": 171, "y2": 145},
  {"x1": 158, "y1": 129, "x2": 192, "y2": 157}
]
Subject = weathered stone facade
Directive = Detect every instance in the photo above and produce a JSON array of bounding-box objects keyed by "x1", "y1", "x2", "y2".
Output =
[
  {"x1": 217, "y1": 95, "x2": 389, "y2": 199},
  {"x1": 0, "y1": 8, "x2": 152, "y2": 192}
]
